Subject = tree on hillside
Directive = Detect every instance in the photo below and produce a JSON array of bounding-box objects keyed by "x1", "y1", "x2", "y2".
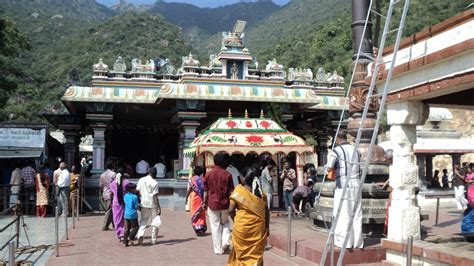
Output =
[{"x1": 0, "y1": 16, "x2": 29, "y2": 118}]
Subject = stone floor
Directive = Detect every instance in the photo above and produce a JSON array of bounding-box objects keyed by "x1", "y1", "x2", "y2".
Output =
[
  {"x1": 0, "y1": 197, "x2": 470, "y2": 265},
  {"x1": 45, "y1": 210, "x2": 315, "y2": 266},
  {"x1": 0, "y1": 215, "x2": 69, "y2": 265},
  {"x1": 419, "y1": 198, "x2": 464, "y2": 241}
]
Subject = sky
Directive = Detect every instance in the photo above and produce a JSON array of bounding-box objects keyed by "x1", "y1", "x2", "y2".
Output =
[{"x1": 96, "y1": 0, "x2": 290, "y2": 8}]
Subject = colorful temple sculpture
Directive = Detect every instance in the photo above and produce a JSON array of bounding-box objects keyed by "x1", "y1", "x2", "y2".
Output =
[{"x1": 45, "y1": 20, "x2": 347, "y2": 210}]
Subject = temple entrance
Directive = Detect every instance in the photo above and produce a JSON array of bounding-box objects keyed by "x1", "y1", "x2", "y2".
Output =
[{"x1": 106, "y1": 124, "x2": 179, "y2": 177}]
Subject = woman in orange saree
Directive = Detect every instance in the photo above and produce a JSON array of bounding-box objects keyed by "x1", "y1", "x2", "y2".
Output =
[
  {"x1": 228, "y1": 168, "x2": 269, "y2": 266},
  {"x1": 186, "y1": 166, "x2": 207, "y2": 236}
]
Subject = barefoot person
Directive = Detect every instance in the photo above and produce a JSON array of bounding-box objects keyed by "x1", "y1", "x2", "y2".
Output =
[
  {"x1": 36, "y1": 167, "x2": 50, "y2": 217},
  {"x1": 326, "y1": 131, "x2": 363, "y2": 248},
  {"x1": 136, "y1": 167, "x2": 161, "y2": 245},
  {"x1": 100, "y1": 161, "x2": 116, "y2": 230},
  {"x1": 203, "y1": 153, "x2": 234, "y2": 255},
  {"x1": 227, "y1": 168, "x2": 269, "y2": 265},
  {"x1": 110, "y1": 168, "x2": 130, "y2": 241},
  {"x1": 185, "y1": 166, "x2": 207, "y2": 236},
  {"x1": 124, "y1": 183, "x2": 139, "y2": 247}
]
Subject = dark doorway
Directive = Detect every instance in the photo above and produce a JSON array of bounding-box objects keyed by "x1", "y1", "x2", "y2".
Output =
[{"x1": 106, "y1": 124, "x2": 179, "y2": 173}]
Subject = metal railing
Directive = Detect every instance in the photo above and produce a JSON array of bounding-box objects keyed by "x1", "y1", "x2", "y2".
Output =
[
  {"x1": 0, "y1": 180, "x2": 82, "y2": 259},
  {"x1": 0, "y1": 184, "x2": 56, "y2": 215},
  {"x1": 0, "y1": 203, "x2": 21, "y2": 265}
]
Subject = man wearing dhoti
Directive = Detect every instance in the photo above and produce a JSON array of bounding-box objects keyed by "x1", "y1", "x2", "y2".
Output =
[{"x1": 327, "y1": 131, "x2": 363, "y2": 248}]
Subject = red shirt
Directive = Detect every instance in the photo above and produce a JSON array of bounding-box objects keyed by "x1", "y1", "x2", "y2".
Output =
[{"x1": 203, "y1": 166, "x2": 234, "y2": 210}]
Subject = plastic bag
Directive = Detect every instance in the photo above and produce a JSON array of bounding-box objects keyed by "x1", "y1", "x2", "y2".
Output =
[{"x1": 151, "y1": 215, "x2": 162, "y2": 228}]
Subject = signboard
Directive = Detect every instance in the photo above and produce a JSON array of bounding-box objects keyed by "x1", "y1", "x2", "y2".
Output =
[{"x1": 0, "y1": 128, "x2": 46, "y2": 148}]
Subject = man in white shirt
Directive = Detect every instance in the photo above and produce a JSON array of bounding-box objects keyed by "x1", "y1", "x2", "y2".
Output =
[
  {"x1": 56, "y1": 162, "x2": 71, "y2": 216},
  {"x1": 326, "y1": 131, "x2": 363, "y2": 249},
  {"x1": 153, "y1": 158, "x2": 167, "y2": 179},
  {"x1": 136, "y1": 167, "x2": 161, "y2": 245},
  {"x1": 135, "y1": 158, "x2": 149, "y2": 177},
  {"x1": 9, "y1": 164, "x2": 22, "y2": 206}
]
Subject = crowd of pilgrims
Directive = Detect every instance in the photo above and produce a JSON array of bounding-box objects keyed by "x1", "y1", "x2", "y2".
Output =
[
  {"x1": 99, "y1": 153, "x2": 319, "y2": 264},
  {"x1": 8, "y1": 160, "x2": 81, "y2": 217}
]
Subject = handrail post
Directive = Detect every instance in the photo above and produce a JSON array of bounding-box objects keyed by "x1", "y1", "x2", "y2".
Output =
[
  {"x1": 64, "y1": 195, "x2": 69, "y2": 240},
  {"x1": 55, "y1": 206, "x2": 59, "y2": 257},
  {"x1": 76, "y1": 178, "x2": 80, "y2": 220},
  {"x1": 72, "y1": 196, "x2": 76, "y2": 229},
  {"x1": 330, "y1": 233, "x2": 335, "y2": 266},
  {"x1": 8, "y1": 241, "x2": 15, "y2": 265},
  {"x1": 287, "y1": 206, "x2": 292, "y2": 257},
  {"x1": 14, "y1": 204, "x2": 21, "y2": 248},
  {"x1": 406, "y1": 236, "x2": 413, "y2": 266}
]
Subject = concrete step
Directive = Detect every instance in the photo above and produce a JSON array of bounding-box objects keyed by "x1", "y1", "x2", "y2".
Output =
[
  {"x1": 381, "y1": 260, "x2": 400, "y2": 266},
  {"x1": 267, "y1": 233, "x2": 386, "y2": 265}
]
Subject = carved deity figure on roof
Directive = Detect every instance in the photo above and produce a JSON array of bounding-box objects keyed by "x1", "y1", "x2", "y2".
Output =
[
  {"x1": 113, "y1": 56, "x2": 126, "y2": 72},
  {"x1": 315, "y1": 67, "x2": 326, "y2": 83},
  {"x1": 288, "y1": 68, "x2": 295, "y2": 80},
  {"x1": 231, "y1": 62, "x2": 239, "y2": 79},
  {"x1": 209, "y1": 54, "x2": 221, "y2": 68},
  {"x1": 93, "y1": 58, "x2": 109, "y2": 72},
  {"x1": 131, "y1": 58, "x2": 140, "y2": 72},
  {"x1": 306, "y1": 68, "x2": 313, "y2": 80},
  {"x1": 182, "y1": 53, "x2": 199, "y2": 68},
  {"x1": 158, "y1": 58, "x2": 174, "y2": 75},
  {"x1": 147, "y1": 59, "x2": 155, "y2": 72},
  {"x1": 327, "y1": 70, "x2": 344, "y2": 84},
  {"x1": 266, "y1": 58, "x2": 283, "y2": 72}
]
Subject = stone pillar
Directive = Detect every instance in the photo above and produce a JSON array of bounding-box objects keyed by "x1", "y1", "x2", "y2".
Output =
[
  {"x1": 296, "y1": 154, "x2": 304, "y2": 186},
  {"x1": 452, "y1": 154, "x2": 461, "y2": 168},
  {"x1": 172, "y1": 112, "x2": 206, "y2": 178},
  {"x1": 87, "y1": 114, "x2": 113, "y2": 174},
  {"x1": 425, "y1": 154, "x2": 433, "y2": 181},
  {"x1": 387, "y1": 101, "x2": 429, "y2": 242},
  {"x1": 62, "y1": 126, "x2": 81, "y2": 169},
  {"x1": 179, "y1": 121, "x2": 200, "y2": 173},
  {"x1": 416, "y1": 154, "x2": 427, "y2": 190},
  {"x1": 317, "y1": 133, "x2": 329, "y2": 167},
  {"x1": 272, "y1": 153, "x2": 280, "y2": 208}
]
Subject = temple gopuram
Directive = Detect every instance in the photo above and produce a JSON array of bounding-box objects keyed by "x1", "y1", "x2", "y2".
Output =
[{"x1": 45, "y1": 21, "x2": 346, "y2": 209}]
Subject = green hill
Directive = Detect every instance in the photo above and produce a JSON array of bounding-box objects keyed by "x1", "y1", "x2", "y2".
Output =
[
  {"x1": 250, "y1": 0, "x2": 472, "y2": 81},
  {"x1": 246, "y1": 0, "x2": 351, "y2": 58},
  {"x1": 1, "y1": 0, "x2": 114, "y2": 23},
  {"x1": 148, "y1": 1, "x2": 281, "y2": 34},
  {"x1": 0, "y1": 11, "x2": 191, "y2": 122}
]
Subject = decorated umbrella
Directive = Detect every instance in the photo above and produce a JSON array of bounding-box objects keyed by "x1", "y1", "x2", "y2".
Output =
[{"x1": 184, "y1": 111, "x2": 314, "y2": 185}]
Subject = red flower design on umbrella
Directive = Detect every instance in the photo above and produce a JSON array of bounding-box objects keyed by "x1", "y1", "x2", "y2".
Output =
[
  {"x1": 259, "y1": 120, "x2": 271, "y2": 129},
  {"x1": 246, "y1": 135, "x2": 264, "y2": 146},
  {"x1": 245, "y1": 121, "x2": 253, "y2": 128},
  {"x1": 226, "y1": 120, "x2": 237, "y2": 128}
]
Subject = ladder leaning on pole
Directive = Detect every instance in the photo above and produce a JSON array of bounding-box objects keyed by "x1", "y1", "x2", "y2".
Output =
[{"x1": 319, "y1": 0, "x2": 411, "y2": 265}]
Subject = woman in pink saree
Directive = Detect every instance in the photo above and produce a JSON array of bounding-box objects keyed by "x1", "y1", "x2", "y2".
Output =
[
  {"x1": 110, "y1": 168, "x2": 130, "y2": 241},
  {"x1": 186, "y1": 166, "x2": 207, "y2": 236}
]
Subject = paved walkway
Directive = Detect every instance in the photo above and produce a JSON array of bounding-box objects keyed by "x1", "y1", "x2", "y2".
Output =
[
  {"x1": 0, "y1": 198, "x2": 468, "y2": 265},
  {"x1": 419, "y1": 198, "x2": 464, "y2": 241},
  {"x1": 46, "y1": 210, "x2": 315, "y2": 265},
  {"x1": 0, "y1": 215, "x2": 68, "y2": 265}
]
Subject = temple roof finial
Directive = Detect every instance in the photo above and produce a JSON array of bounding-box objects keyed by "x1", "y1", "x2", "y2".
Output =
[
  {"x1": 244, "y1": 109, "x2": 249, "y2": 118},
  {"x1": 260, "y1": 109, "x2": 264, "y2": 119},
  {"x1": 228, "y1": 109, "x2": 232, "y2": 118}
]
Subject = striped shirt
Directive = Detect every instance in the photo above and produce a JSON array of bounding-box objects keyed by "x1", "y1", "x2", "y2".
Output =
[{"x1": 327, "y1": 142, "x2": 360, "y2": 188}]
